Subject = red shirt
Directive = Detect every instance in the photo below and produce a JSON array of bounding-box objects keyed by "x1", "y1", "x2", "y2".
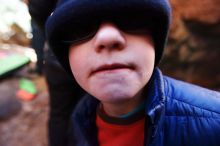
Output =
[{"x1": 96, "y1": 107, "x2": 145, "y2": 146}]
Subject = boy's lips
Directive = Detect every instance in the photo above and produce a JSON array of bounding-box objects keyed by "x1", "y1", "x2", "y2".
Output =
[{"x1": 90, "y1": 63, "x2": 135, "y2": 76}]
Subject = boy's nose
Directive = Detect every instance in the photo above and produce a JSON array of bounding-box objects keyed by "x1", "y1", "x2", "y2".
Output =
[{"x1": 93, "y1": 23, "x2": 126, "y2": 52}]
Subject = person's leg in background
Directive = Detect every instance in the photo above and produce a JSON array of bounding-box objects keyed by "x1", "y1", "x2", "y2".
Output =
[
  {"x1": 44, "y1": 48, "x2": 85, "y2": 146},
  {"x1": 28, "y1": 1, "x2": 84, "y2": 145},
  {"x1": 30, "y1": 19, "x2": 45, "y2": 74}
]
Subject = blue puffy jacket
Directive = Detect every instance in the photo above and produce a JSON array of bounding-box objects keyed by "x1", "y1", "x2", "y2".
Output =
[{"x1": 69, "y1": 68, "x2": 220, "y2": 146}]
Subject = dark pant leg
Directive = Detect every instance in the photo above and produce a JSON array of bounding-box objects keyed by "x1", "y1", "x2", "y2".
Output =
[
  {"x1": 44, "y1": 49, "x2": 84, "y2": 146},
  {"x1": 31, "y1": 20, "x2": 45, "y2": 74}
]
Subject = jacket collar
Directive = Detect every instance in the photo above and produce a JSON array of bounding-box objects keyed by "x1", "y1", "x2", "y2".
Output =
[
  {"x1": 144, "y1": 68, "x2": 165, "y2": 145},
  {"x1": 145, "y1": 68, "x2": 165, "y2": 125}
]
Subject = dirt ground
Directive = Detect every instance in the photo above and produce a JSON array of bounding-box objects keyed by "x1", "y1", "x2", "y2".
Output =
[{"x1": 0, "y1": 68, "x2": 49, "y2": 146}]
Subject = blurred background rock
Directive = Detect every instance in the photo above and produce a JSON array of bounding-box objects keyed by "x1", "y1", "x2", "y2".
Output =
[
  {"x1": 160, "y1": 0, "x2": 220, "y2": 90},
  {"x1": 0, "y1": 0, "x2": 31, "y2": 46}
]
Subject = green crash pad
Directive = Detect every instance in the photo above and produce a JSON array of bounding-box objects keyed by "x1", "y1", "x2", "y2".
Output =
[{"x1": 0, "y1": 54, "x2": 30, "y2": 76}]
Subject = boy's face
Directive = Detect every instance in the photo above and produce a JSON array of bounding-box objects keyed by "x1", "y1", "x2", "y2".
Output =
[{"x1": 69, "y1": 23, "x2": 155, "y2": 104}]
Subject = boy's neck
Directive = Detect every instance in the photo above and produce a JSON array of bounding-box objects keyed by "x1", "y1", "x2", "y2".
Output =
[{"x1": 101, "y1": 90, "x2": 146, "y2": 117}]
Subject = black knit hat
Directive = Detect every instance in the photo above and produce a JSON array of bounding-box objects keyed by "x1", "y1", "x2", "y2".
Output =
[{"x1": 46, "y1": 0, "x2": 171, "y2": 75}]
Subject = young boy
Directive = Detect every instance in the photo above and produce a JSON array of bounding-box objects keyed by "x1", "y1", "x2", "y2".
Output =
[{"x1": 45, "y1": 0, "x2": 220, "y2": 146}]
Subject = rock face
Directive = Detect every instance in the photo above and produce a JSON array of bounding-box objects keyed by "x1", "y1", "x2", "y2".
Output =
[
  {"x1": 160, "y1": 0, "x2": 220, "y2": 90},
  {"x1": 0, "y1": 79, "x2": 21, "y2": 120}
]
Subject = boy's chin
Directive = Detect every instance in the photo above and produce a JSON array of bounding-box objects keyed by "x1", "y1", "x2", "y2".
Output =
[{"x1": 91, "y1": 88, "x2": 141, "y2": 103}]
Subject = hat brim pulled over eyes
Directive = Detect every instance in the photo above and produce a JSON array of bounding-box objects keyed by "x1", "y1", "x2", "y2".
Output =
[{"x1": 46, "y1": 0, "x2": 171, "y2": 75}]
